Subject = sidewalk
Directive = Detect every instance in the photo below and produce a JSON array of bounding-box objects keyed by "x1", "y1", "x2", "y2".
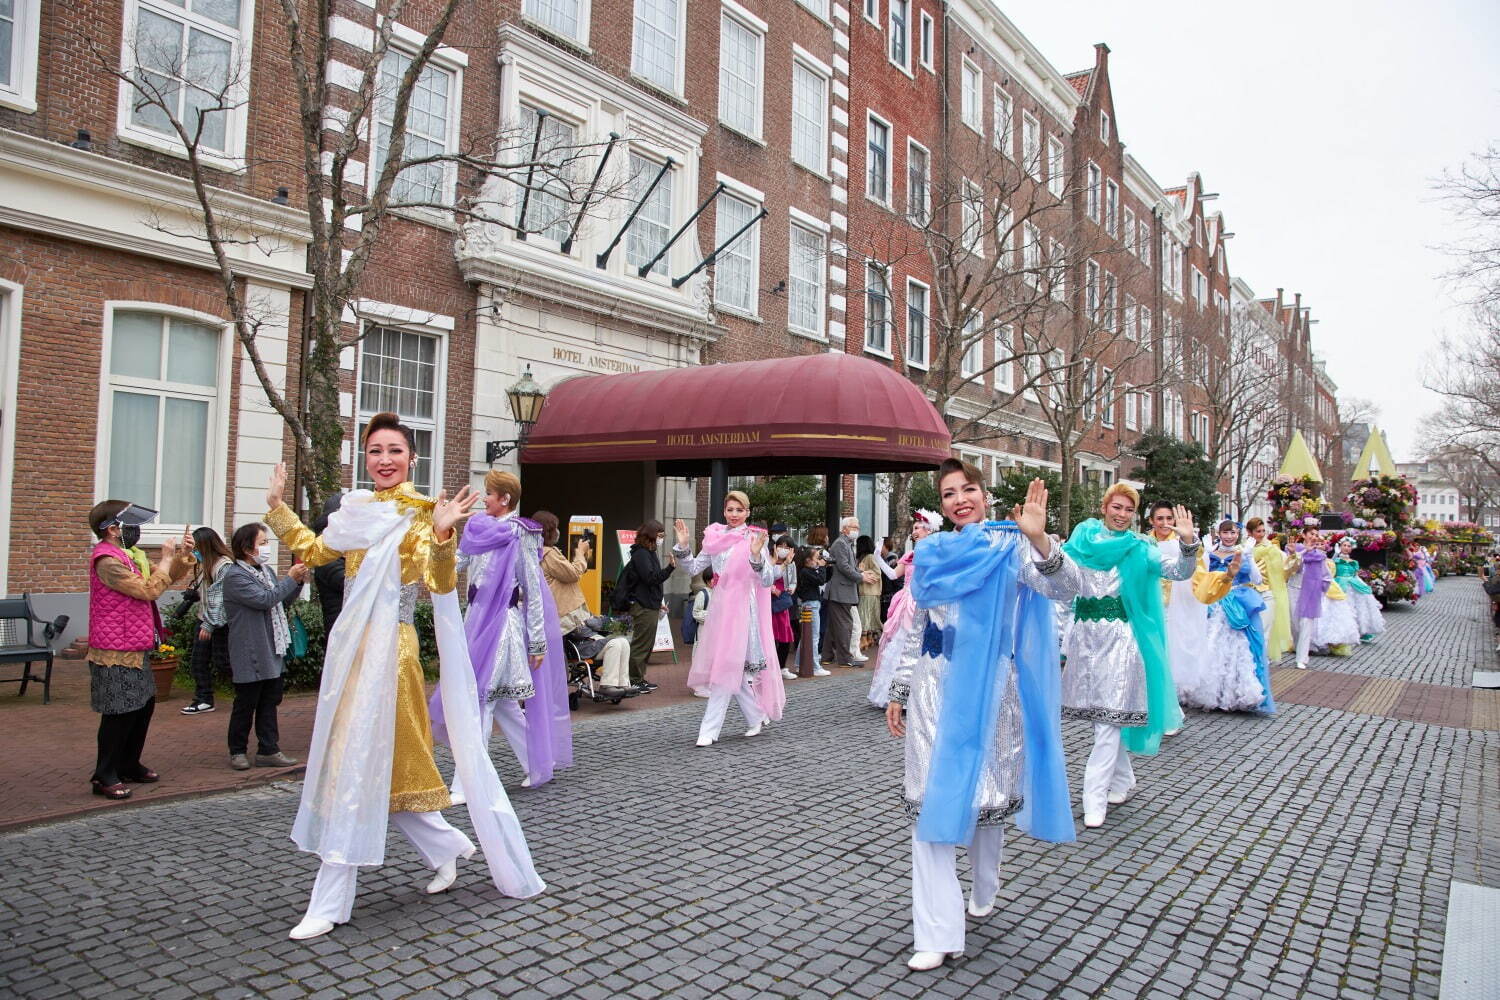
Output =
[{"x1": 0, "y1": 637, "x2": 863, "y2": 832}]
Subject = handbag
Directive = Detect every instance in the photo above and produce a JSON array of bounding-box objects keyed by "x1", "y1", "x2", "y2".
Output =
[
  {"x1": 289, "y1": 612, "x2": 309, "y2": 658},
  {"x1": 770, "y1": 590, "x2": 794, "y2": 614}
]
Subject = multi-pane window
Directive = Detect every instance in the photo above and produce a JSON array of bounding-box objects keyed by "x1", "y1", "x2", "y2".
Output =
[
  {"x1": 1022, "y1": 221, "x2": 1042, "y2": 281},
  {"x1": 1124, "y1": 386, "x2": 1138, "y2": 430},
  {"x1": 994, "y1": 205, "x2": 1013, "y2": 267},
  {"x1": 126, "y1": 0, "x2": 245, "y2": 155},
  {"x1": 1085, "y1": 259, "x2": 1100, "y2": 321},
  {"x1": 863, "y1": 0, "x2": 878, "y2": 22},
  {"x1": 1140, "y1": 306, "x2": 1152, "y2": 344},
  {"x1": 632, "y1": 0, "x2": 681, "y2": 92},
  {"x1": 961, "y1": 179, "x2": 983, "y2": 256},
  {"x1": 374, "y1": 48, "x2": 455, "y2": 206},
  {"x1": 1138, "y1": 218, "x2": 1152, "y2": 268},
  {"x1": 1021, "y1": 113, "x2": 1041, "y2": 179},
  {"x1": 961, "y1": 313, "x2": 982, "y2": 377},
  {"x1": 626, "y1": 152, "x2": 673, "y2": 271},
  {"x1": 865, "y1": 264, "x2": 891, "y2": 354},
  {"x1": 0, "y1": 0, "x2": 38, "y2": 108},
  {"x1": 106, "y1": 310, "x2": 221, "y2": 525},
  {"x1": 866, "y1": 114, "x2": 890, "y2": 203},
  {"x1": 1049, "y1": 240, "x2": 1066, "y2": 301},
  {"x1": 994, "y1": 325, "x2": 1014, "y2": 392},
  {"x1": 1102, "y1": 271, "x2": 1117, "y2": 332},
  {"x1": 718, "y1": 11, "x2": 762, "y2": 138},
  {"x1": 517, "y1": 105, "x2": 578, "y2": 244},
  {"x1": 1193, "y1": 268, "x2": 1208, "y2": 308},
  {"x1": 906, "y1": 280, "x2": 928, "y2": 367},
  {"x1": 1100, "y1": 110, "x2": 1111, "y2": 144},
  {"x1": 791, "y1": 60, "x2": 827, "y2": 173},
  {"x1": 888, "y1": 0, "x2": 909, "y2": 69},
  {"x1": 1046, "y1": 136, "x2": 1064, "y2": 196},
  {"x1": 1086, "y1": 161, "x2": 1101, "y2": 221},
  {"x1": 1140, "y1": 389, "x2": 1153, "y2": 429},
  {"x1": 797, "y1": 0, "x2": 830, "y2": 17},
  {"x1": 906, "y1": 140, "x2": 929, "y2": 225},
  {"x1": 358, "y1": 327, "x2": 439, "y2": 496},
  {"x1": 918, "y1": 11, "x2": 934, "y2": 69},
  {"x1": 714, "y1": 193, "x2": 759, "y2": 314},
  {"x1": 1104, "y1": 179, "x2": 1119, "y2": 235},
  {"x1": 1124, "y1": 294, "x2": 1137, "y2": 340},
  {"x1": 1101, "y1": 368, "x2": 1115, "y2": 427},
  {"x1": 524, "y1": 0, "x2": 585, "y2": 41},
  {"x1": 993, "y1": 88, "x2": 1012, "y2": 155},
  {"x1": 960, "y1": 59, "x2": 982, "y2": 132},
  {"x1": 1123, "y1": 208, "x2": 1137, "y2": 253},
  {"x1": 788, "y1": 224, "x2": 825, "y2": 337}
]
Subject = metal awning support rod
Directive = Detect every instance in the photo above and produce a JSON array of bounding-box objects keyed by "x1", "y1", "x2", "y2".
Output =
[
  {"x1": 638, "y1": 181, "x2": 725, "y2": 277},
  {"x1": 514, "y1": 109, "x2": 550, "y2": 242},
  {"x1": 596, "y1": 156, "x2": 675, "y2": 269},
  {"x1": 560, "y1": 131, "x2": 620, "y2": 255},
  {"x1": 671, "y1": 206, "x2": 767, "y2": 288}
]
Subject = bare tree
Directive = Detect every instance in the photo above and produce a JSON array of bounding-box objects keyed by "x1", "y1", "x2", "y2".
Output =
[
  {"x1": 1418, "y1": 416, "x2": 1500, "y2": 524},
  {"x1": 95, "y1": 1, "x2": 625, "y2": 507},
  {"x1": 1204, "y1": 304, "x2": 1284, "y2": 518},
  {"x1": 1314, "y1": 396, "x2": 1378, "y2": 502},
  {"x1": 1435, "y1": 143, "x2": 1500, "y2": 308}
]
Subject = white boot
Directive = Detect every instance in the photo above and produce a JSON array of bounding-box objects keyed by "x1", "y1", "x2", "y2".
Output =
[
  {"x1": 288, "y1": 917, "x2": 335, "y2": 940},
  {"x1": 425, "y1": 859, "x2": 458, "y2": 895},
  {"x1": 908, "y1": 950, "x2": 961, "y2": 971},
  {"x1": 1083, "y1": 810, "x2": 1106, "y2": 829}
]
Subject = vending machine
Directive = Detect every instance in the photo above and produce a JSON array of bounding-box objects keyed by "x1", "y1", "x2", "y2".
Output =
[{"x1": 567, "y1": 515, "x2": 603, "y2": 616}]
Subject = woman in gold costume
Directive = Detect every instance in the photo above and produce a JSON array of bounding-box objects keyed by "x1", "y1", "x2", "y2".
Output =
[{"x1": 267, "y1": 412, "x2": 543, "y2": 941}]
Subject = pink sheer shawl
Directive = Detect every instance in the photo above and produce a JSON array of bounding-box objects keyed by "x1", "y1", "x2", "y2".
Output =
[
  {"x1": 685, "y1": 524, "x2": 784, "y2": 721},
  {"x1": 878, "y1": 551, "x2": 917, "y2": 648}
]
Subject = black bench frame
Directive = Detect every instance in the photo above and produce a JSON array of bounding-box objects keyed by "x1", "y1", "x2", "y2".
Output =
[{"x1": 0, "y1": 593, "x2": 69, "y2": 705}]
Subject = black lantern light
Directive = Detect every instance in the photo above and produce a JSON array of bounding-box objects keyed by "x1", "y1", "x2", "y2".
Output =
[{"x1": 485, "y1": 365, "x2": 547, "y2": 464}]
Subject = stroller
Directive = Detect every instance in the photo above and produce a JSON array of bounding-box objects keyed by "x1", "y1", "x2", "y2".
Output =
[{"x1": 566, "y1": 615, "x2": 637, "y2": 709}]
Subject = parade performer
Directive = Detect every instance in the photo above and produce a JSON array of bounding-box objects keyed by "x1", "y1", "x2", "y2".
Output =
[
  {"x1": 1409, "y1": 542, "x2": 1435, "y2": 597},
  {"x1": 429, "y1": 471, "x2": 570, "y2": 793},
  {"x1": 867, "y1": 509, "x2": 942, "y2": 709},
  {"x1": 1248, "y1": 518, "x2": 1294, "y2": 662},
  {"x1": 1145, "y1": 502, "x2": 1224, "y2": 736},
  {"x1": 884, "y1": 463, "x2": 1076, "y2": 972},
  {"x1": 673, "y1": 491, "x2": 785, "y2": 746},
  {"x1": 1061, "y1": 486, "x2": 1202, "y2": 829},
  {"x1": 1334, "y1": 536, "x2": 1385, "y2": 642},
  {"x1": 1287, "y1": 529, "x2": 1359, "y2": 666},
  {"x1": 266, "y1": 414, "x2": 543, "y2": 941},
  {"x1": 1179, "y1": 522, "x2": 1274, "y2": 715}
]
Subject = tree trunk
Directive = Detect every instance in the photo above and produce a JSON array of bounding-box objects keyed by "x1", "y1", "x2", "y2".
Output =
[
  {"x1": 301, "y1": 292, "x2": 347, "y2": 512},
  {"x1": 890, "y1": 472, "x2": 912, "y2": 540},
  {"x1": 1057, "y1": 439, "x2": 1075, "y2": 535}
]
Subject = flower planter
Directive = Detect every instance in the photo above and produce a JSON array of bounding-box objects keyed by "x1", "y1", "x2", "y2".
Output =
[{"x1": 149, "y1": 657, "x2": 178, "y2": 701}]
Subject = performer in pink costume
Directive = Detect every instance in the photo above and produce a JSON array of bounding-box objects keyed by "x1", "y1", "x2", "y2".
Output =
[{"x1": 868, "y1": 510, "x2": 943, "y2": 709}]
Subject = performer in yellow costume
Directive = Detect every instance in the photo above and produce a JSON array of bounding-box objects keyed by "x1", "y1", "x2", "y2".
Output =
[{"x1": 1247, "y1": 518, "x2": 1293, "y2": 662}]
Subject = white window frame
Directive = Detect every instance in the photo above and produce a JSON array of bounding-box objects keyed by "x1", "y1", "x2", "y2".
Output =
[
  {"x1": 863, "y1": 0, "x2": 880, "y2": 26},
  {"x1": 864, "y1": 263, "x2": 892, "y2": 357},
  {"x1": 1022, "y1": 221, "x2": 1042, "y2": 285},
  {"x1": 1085, "y1": 259, "x2": 1100, "y2": 322},
  {"x1": 1140, "y1": 306, "x2": 1152, "y2": 345},
  {"x1": 1124, "y1": 386, "x2": 1138, "y2": 430},
  {"x1": 1046, "y1": 135, "x2": 1064, "y2": 196},
  {"x1": 796, "y1": 0, "x2": 831, "y2": 21},
  {"x1": 788, "y1": 217, "x2": 827, "y2": 340},
  {"x1": 1102, "y1": 270, "x2": 1117, "y2": 333},
  {"x1": 1101, "y1": 367, "x2": 1115, "y2": 427},
  {"x1": 625, "y1": 149, "x2": 676, "y2": 277},
  {"x1": 960, "y1": 58, "x2": 983, "y2": 134},
  {"x1": 523, "y1": 0, "x2": 591, "y2": 46},
  {"x1": 790, "y1": 49, "x2": 830, "y2": 177},
  {"x1": 712, "y1": 184, "x2": 761, "y2": 318},
  {"x1": 1124, "y1": 293, "x2": 1137, "y2": 340},
  {"x1": 918, "y1": 11, "x2": 934, "y2": 70},
  {"x1": 993, "y1": 87, "x2": 1012, "y2": 156},
  {"x1": 117, "y1": 0, "x2": 257, "y2": 169},
  {"x1": 993, "y1": 324, "x2": 1014, "y2": 392},
  {"x1": 631, "y1": 0, "x2": 686, "y2": 96},
  {"x1": 1123, "y1": 208, "x2": 1137, "y2": 254},
  {"x1": 960, "y1": 312, "x2": 983, "y2": 378},
  {"x1": 95, "y1": 302, "x2": 232, "y2": 540},
  {"x1": 905, "y1": 277, "x2": 929, "y2": 369},
  {"x1": 1021, "y1": 112, "x2": 1041, "y2": 180},
  {"x1": 1086, "y1": 161, "x2": 1101, "y2": 221},
  {"x1": 0, "y1": 0, "x2": 40, "y2": 112},
  {"x1": 888, "y1": 0, "x2": 911, "y2": 73},
  {"x1": 961, "y1": 178, "x2": 984, "y2": 258},
  {"x1": 906, "y1": 138, "x2": 930, "y2": 226},
  {"x1": 718, "y1": 2, "x2": 766, "y2": 142},
  {"x1": 355, "y1": 323, "x2": 447, "y2": 498},
  {"x1": 1100, "y1": 110, "x2": 1111, "y2": 144},
  {"x1": 1140, "y1": 389, "x2": 1153, "y2": 429},
  {"x1": 1104, "y1": 179, "x2": 1119, "y2": 236},
  {"x1": 1139, "y1": 218, "x2": 1152, "y2": 268},
  {"x1": 371, "y1": 42, "x2": 465, "y2": 211},
  {"x1": 1049, "y1": 240, "x2": 1066, "y2": 302},
  {"x1": 866, "y1": 110, "x2": 892, "y2": 205}
]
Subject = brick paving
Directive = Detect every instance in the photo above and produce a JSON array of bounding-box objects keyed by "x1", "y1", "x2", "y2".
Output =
[{"x1": 0, "y1": 580, "x2": 1495, "y2": 999}]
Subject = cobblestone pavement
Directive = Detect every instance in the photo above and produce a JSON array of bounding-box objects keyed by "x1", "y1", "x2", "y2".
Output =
[{"x1": 2, "y1": 580, "x2": 1495, "y2": 999}]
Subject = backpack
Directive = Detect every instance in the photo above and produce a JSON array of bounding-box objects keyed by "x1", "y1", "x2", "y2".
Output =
[
  {"x1": 681, "y1": 591, "x2": 709, "y2": 644},
  {"x1": 610, "y1": 561, "x2": 636, "y2": 613},
  {"x1": 202, "y1": 560, "x2": 229, "y2": 628}
]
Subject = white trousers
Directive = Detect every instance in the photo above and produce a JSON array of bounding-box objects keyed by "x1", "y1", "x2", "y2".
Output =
[
  {"x1": 452, "y1": 699, "x2": 528, "y2": 800},
  {"x1": 911, "y1": 825, "x2": 1004, "y2": 954},
  {"x1": 300, "y1": 810, "x2": 475, "y2": 926},
  {"x1": 697, "y1": 675, "x2": 764, "y2": 742},
  {"x1": 1294, "y1": 617, "x2": 1315, "y2": 663},
  {"x1": 1081, "y1": 722, "x2": 1135, "y2": 817}
]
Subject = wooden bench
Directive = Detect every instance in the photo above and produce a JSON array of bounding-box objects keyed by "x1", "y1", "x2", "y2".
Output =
[{"x1": 0, "y1": 594, "x2": 69, "y2": 705}]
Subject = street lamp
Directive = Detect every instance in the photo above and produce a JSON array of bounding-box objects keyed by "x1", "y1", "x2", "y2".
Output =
[{"x1": 484, "y1": 365, "x2": 547, "y2": 464}]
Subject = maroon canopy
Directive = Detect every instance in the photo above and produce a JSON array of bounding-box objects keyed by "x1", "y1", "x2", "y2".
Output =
[{"x1": 521, "y1": 353, "x2": 950, "y2": 475}]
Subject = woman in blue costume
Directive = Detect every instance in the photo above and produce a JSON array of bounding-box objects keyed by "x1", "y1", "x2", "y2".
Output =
[
  {"x1": 1334, "y1": 537, "x2": 1384, "y2": 642},
  {"x1": 1178, "y1": 521, "x2": 1274, "y2": 715},
  {"x1": 884, "y1": 461, "x2": 1077, "y2": 973}
]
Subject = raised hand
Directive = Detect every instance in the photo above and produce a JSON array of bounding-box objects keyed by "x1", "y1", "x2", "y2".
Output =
[
  {"x1": 1228, "y1": 552, "x2": 1243, "y2": 575},
  {"x1": 1172, "y1": 505, "x2": 1198, "y2": 544},
  {"x1": 432, "y1": 485, "x2": 480, "y2": 540},
  {"x1": 266, "y1": 462, "x2": 287, "y2": 511},
  {"x1": 1017, "y1": 478, "x2": 1051, "y2": 553},
  {"x1": 748, "y1": 529, "x2": 767, "y2": 559},
  {"x1": 674, "y1": 518, "x2": 691, "y2": 550}
]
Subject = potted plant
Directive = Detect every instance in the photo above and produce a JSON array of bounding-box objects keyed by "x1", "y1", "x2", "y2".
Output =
[{"x1": 149, "y1": 642, "x2": 179, "y2": 701}]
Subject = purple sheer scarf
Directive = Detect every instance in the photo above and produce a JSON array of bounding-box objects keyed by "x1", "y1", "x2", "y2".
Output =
[
  {"x1": 1295, "y1": 548, "x2": 1330, "y2": 620},
  {"x1": 525, "y1": 569, "x2": 573, "y2": 784}
]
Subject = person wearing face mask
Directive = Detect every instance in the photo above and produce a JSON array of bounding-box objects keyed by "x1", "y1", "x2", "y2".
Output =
[
  {"x1": 822, "y1": 516, "x2": 873, "y2": 668},
  {"x1": 265, "y1": 412, "x2": 543, "y2": 941},
  {"x1": 84, "y1": 502, "x2": 195, "y2": 800},
  {"x1": 622, "y1": 520, "x2": 676, "y2": 693},
  {"x1": 867, "y1": 509, "x2": 941, "y2": 709},
  {"x1": 182, "y1": 527, "x2": 235, "y2": 715},
  {"x1": 222, "y1": 522, "x2": 308, "y2": 770},
  {"x1": 674, "y1": 491, "x2": 786, "y2": 746},
  {"x1": 884, "y1": 461, "x2": 1077, "y2": 972},
  {"x1": 1060, "y1": 485, "x2": 1201, "y2": 830}
]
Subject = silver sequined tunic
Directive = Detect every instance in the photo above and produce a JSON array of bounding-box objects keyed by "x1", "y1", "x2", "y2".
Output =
[
  {"x1": 888, "y1": 529, "x2": 1080, "y2": 825},
  {"x1": 1060, "y1": 538, "x2": 1201, "y2": 726},
  {"x1": 675, "y1": 528, "x2": 775, "y2": 673},
  {"x1": 461, "y1": 516, "x2": 548, "y2": 702}
]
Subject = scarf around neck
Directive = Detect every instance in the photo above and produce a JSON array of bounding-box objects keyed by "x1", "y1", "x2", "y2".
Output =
[
  {"x1": 685, "y1": 523, "x2": 784, "y2": 720},
  {"x1": 1294, "y1": 548, "x2": 1330, "y2": 620}
]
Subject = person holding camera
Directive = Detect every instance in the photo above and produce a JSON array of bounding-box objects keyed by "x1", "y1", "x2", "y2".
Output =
[{"x1": 222, "y1": 522, "x2": 307, "y2": 771}]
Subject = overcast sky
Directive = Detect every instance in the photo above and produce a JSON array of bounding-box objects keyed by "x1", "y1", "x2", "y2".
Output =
[{"x1": 998, "y1": 0, "x2": 1500, "y2": 461}]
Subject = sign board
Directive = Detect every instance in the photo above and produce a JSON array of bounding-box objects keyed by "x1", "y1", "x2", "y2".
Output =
[
  {"x1": 567, "y1": 515, "x2": 603, "y2": 616},
  {"x1": 616, "y1": 529, "x2": 677, "y2": 654}
]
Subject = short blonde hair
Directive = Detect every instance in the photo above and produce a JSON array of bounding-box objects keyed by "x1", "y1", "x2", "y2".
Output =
[
  {"x1": 1101, "y1": 482, "x2": 1140, "y2": 509},
  {"x1": 484, "y1": 470, "x2": 521, "y2": 508},
  {"x1": 725, "y1": 489, "x2": 750, "y2": 510}
]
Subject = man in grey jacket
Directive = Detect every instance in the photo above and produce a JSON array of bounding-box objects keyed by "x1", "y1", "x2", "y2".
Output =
[{"x1": 821, "y1": 516, "x2": 873, "y2": 667}]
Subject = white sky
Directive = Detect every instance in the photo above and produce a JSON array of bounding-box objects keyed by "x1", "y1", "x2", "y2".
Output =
[{"x1": 998, "y1": 0, "x2": 1500, "y2": 460}]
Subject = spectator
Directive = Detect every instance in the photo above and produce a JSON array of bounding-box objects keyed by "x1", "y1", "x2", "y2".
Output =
[
  {"x1": 624, "y1": 520, "x2": 675, "y2": 692},
  {"x1": 222, "y1": 522, "x2": 306, "y2": 771},
  {"x1": 533, "y1": 510, "x2": 592, "y2": 633},
  {"x1": 879, "y1": 535, "x2": 902, "y2": 620},
  {"x1": 85, "y1": 501, "x2": 194, "y2": 799},
  {"x1": 182, "y1": 527, "x2": 234, "y2": 716},
  {"x1": 309, "y1": 494, "x2": 346, "y2": 634},
  {"x1": 691, "y1": 567, "x2": 715, "y2": 633},
  {"x1": 793, "y1": 542, "x2": 828, "y2": 676},
  {"x1": 821, "y1": 516, "x2": 870, "y2": 668},
  {"x1": 856, "y1": 535, "x2": 884, "y2": 651}
]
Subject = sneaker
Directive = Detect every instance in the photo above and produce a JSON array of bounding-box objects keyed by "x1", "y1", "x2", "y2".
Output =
[
  {"x1": 639, "y1": 681, "x2": 659, "y2": 693},
  {"x1": 255, "y1": 751, "x2": 299, "y2": 767},
  {"x1": 812, "y1": 667, "x2": 832, "y2": 677},
  {"x1": 229, "y1": 753, "x2": 251, "y2": 771},
  {"x1": 781, "y1": 668, "x2": 797, "y2": 679},
  {"x1": 180, "y1": 702, "x2": 215, "y2": 715}
]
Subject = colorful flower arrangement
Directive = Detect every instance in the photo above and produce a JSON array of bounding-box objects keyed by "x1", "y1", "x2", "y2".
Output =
[
  {"x1": 1343, "y1": 475, "x2": 1417, "y2": 533},
  {"x1": 1267, "y1": 474, "x2": 1326, "y2": 532},
  {"x1": 1361, "y1": 567, "x2": 1416, "y2": 604},
  {"x1": 149, "y1": 642, "x2": 178, "y2": 662}
]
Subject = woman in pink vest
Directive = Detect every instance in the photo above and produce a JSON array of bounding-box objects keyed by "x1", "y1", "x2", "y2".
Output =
[{"x1": 86, "y1": 501, "x2": 194, "y2": 800}]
